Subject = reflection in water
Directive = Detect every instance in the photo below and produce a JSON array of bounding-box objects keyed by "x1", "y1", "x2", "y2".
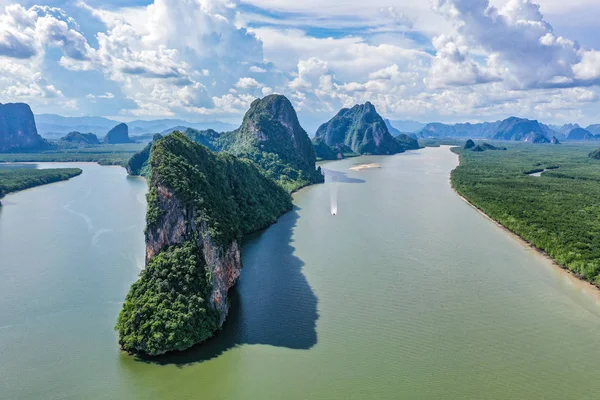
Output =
[{"x1": 134, "y1": 208, "x2": 319, "y2": 366}]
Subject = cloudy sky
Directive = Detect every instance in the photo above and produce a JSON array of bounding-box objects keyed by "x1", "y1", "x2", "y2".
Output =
[{"x1": 1, "y1": 0, "x2": 600, "y2": 130}]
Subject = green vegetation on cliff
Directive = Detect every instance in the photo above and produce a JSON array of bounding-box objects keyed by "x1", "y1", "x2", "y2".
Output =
[
  {"x1": 116, "y1": 239, "x2": 220, "y2": 355},
  {"x1": 116, "y1": 132, "x2": 292, "y2": 355},
  {"x1": 0, "y1": 167, "x2": 82, "y2": 200},
  {"x1": 451, "y1": 143, "x2": 600, "y2": 284}
]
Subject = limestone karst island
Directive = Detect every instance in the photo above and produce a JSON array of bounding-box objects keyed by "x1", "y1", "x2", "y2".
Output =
[{"x1": 2, "y1": 1, "x2": 600, "y2": 399}]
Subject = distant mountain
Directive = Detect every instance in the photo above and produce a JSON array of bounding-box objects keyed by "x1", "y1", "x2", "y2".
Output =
[
  {"x1": 127, "y1": 119, "x2": 237, "y2": 136},
  {"x1": 586, "y1": 125, "x2": 600, "y2": 135},
  {"x1": 567, "y1": 127, "x2": 596, "y2": 141},
  {"x1": 387, "y1": 119, "x2": 425, "y2": 133},
  {"x1": 384, "y1": 119, "x2": 401, "y2": 136},
  {"x1": 104, "y1": 123, "x2": 132, "y2": 144},
  {"x1": 315, "y1": 102, "x2": 404, "y2": 155},
  {"x1": 36, "y1": 115, "x2": 117, "y2": 138},
  {"x1": 419, "y1": 121, "x2": 501, "y2": 138},
  {"x1": 551, "y1": 123, "x2": 580, "y2": 136},
  {"x1": 492, "y1": 117, "x2": 550, "y2": 143},
  {"x1": 35, "y1": 114, "x2": 237, "y2": 138},
  {"x1": 0, "y1": 103, "x2": 49, "y2": 152},
  {"x1": 60, "y1": 131, "x2": 100, "y2": 145},
  {"x1": 551, "y1": 136, "x2": 560, "y2": 144}
]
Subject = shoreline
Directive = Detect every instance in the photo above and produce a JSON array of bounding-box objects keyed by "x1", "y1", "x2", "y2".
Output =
[{"x1": 448, "y1": 168, "x2": 600, "y2": 298}]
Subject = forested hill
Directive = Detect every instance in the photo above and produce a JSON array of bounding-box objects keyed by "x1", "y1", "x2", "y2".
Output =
[
  {"x1": 314, "y1": 102, "x2": 404, "y2": 155},
  {"x1": 116, "y1": 132, "x2": 292, "y2": 355},
  {"x1": 126, "y1": 95, "x2": 324, "y2": 192},
  {"x1": 220, "y1": 94, "x2": 323, "y2": 191}
]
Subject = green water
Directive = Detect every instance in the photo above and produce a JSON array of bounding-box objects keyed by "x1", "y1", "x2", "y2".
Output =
[{"x1": 1, "y1": 148, "x2": 600, "y2": 399}]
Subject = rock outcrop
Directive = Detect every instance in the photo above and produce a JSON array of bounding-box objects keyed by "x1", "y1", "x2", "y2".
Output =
[
  {"x1": 551, "y1": 136, "x2": 560, "y2": 144},
  {"x1": 116, "y1": 132, "x2": 292, "y2": 355},
  {"x1": 226, "y1": 94, "x2": 323, "y2": 189},
  {"x1": 0, "y1": 103, "x2": 49, "y2": 152},
  {"x1": 104, "y1": 123, "x2": 132, "y2": 144},
  {"x1": 589, "y1": 148, "x2": 600, "y2": 160},
  {"x1": 315, "y1": 102, "x2": 403, "y2": 155},
  {"x1": 61, "y1": 131, "x2": 100, "y2": 145},
  {"x1": 464, "y1": 139, "x2": 476, "y2": 149}
]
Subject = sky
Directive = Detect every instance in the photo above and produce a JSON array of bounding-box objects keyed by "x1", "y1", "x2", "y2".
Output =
[{"x1": 2, "y1": 0, "x2": 600, "y2": 130}]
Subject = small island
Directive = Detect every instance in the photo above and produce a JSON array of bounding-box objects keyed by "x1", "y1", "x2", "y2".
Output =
[{"x1": 0, "y1": 167, "x2": 82, "y2": 206}]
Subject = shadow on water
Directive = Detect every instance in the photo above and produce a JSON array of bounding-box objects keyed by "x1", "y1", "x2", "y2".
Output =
[
  {"x1": 134, "y1": 207, "x2": 319, "y2": 366},
  {"x1": 322, "y1": 168, "x2": 365, "y2": 184}
]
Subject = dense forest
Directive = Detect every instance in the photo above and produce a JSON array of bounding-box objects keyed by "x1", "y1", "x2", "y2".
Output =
[
  {"x1": 452, "y1": 143, "x2": 600, "y2": 285},
  {"x1": 0, "y1": 143, "x2": 145, "y2": 166},
  {"x1": 0, "y1": 167, "x2": 82, "y2": 201}
]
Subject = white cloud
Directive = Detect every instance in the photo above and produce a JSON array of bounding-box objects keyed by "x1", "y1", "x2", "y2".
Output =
[
  {"x1": 1, "y1": 0, "x2": 600, "y2": 126},
  {"x1": 429, "y1": 0, "x2": 600, "y2": 89},
  {"x1": 235, "y1": 77, "x2": 262, "y2": 89}
]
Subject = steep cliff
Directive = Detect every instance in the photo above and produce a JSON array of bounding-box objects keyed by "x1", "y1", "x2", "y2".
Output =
[
  {"x1": 315, "y1": 102, "x2": 404, "y2": 155},
  {"x1": 104, "y1": 123, "x2": 132, "y2": 144},
  {"x1": 223, "y1": 95, "x2": 323, "y2": 191},
  {"x1": 116, "y1": 132, "x2": 292, "y2": 355},
  {"x1": 0, "y1": 103, "x2": 49, "y2": 152},
  {"x1": 61, "y1": 131, "x2": 100, "y2": 145}
]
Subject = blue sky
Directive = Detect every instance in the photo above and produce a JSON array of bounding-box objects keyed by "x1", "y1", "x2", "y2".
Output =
[{"x1": 2, "y1": 0, "x2": 600, "y2": 130}]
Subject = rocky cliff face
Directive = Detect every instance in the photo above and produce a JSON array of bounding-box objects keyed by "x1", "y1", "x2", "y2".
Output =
[
  {"x1": 315, "y1": 102, "x2": 402, "y2": 155},
  {"x1": 232, "y1": 95, "x2": 319, "y2": 172},
  {"x1": 104, "y1": 123, "x2": 131, "y2": 144},
  {"x1": 144, "y1": 184, "x2": 242, "y2": 324},
  {"x1": 222, "y1": 94, "x2": 323, "y2": 191},
  {"x1": 0, "y1": 103, "x2": 49, "y2": 152},
  {"x1": 116, "y1": 132, "x2": 292, "y2": 355}
]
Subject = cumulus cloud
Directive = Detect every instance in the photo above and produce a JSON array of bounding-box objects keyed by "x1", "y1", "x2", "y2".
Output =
[
  {"x1": 0, "y1": 0, "x2": 600, "y2": 125},
  {"x1": 235, "y1": 77, "x2": 262, "y2": 89},
  {"x1": 429, "y1": 0, "x2": 600, "y2": 89}
]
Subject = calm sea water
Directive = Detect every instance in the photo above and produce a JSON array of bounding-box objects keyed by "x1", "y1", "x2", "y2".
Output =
[{"x1": 1, "y1": 149, "x2": 600, "y2": 399}]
